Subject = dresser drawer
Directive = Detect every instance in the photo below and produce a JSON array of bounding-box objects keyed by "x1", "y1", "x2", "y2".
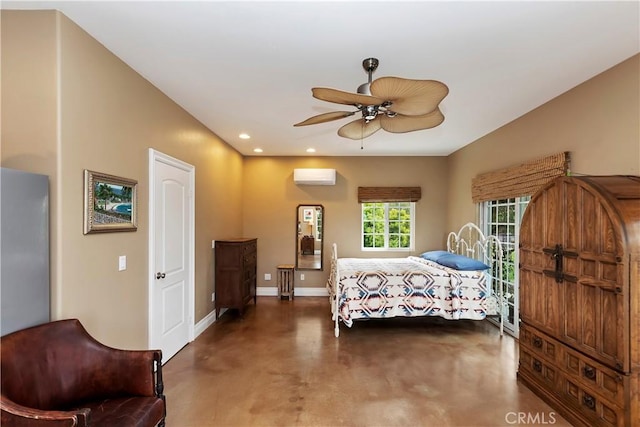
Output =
[
  {"x1": 522, "y1": 324, "x2": 628, "y2": 407},
  {"x1": 520, "y1": 323, "x2": 559, "y2": 363},
  {"x1": 520, "y1": 347, "x2": 559, "y2": 389},
  {"x1": 557, "y1": 370, "x2": 624, "y2": 427},
  {"x1": 559, "y1": 344, "x2": 627, "y2": 408}
]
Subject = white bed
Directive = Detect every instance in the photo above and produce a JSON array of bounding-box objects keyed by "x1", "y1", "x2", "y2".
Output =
[{"x1": 327, "y1": 223, "x2": 506, "y2": 337}]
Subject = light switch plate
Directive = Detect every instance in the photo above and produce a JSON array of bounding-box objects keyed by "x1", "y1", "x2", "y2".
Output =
[
  {"x1": 118, "y1": 255, "x2": 127, "y2": 271},
  {"x1": 264, "y1": 273, "x2": 271, "y2": 281}
]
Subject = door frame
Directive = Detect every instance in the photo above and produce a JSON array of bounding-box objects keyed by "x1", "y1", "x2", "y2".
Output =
[
  {"x1": 147, "y1": 148, "x2": 196, "y2": 352},
  {"x1": 479, "y1": 197, "x2": 530, "y2": 339}
]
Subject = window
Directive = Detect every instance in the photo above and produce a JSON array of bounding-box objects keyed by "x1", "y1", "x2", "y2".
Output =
[
  {"x1": 315, "y1": 208, "x2": 322, "y2": 241},
  {"x1": 481, "y1": 196, "x2": 530, "y2": 337},
  {"x1": 362, "y1": 202, "x2": 414, "y2": 251}
]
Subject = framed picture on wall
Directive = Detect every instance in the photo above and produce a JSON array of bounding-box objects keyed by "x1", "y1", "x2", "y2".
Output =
[
  {"x1": 303, "y1": 208, "x2": 313, "y2": 222},
  {"x1": 83, "y1": 170, "x2": 138, "y2": 234}
]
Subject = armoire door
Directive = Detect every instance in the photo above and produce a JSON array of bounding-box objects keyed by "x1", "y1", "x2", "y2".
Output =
[
  {"x1": 519, "y1": 182, "x2": 564, "y2": 335},
  {"x1": 558, "y1": 179, "x2": 627, "y2": 371}
]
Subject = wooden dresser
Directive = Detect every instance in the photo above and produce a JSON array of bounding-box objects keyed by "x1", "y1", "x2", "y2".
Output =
[
  {"x1": 518, "y1": 176, "x2": 640, "y2": 427},
  {"x1": 214, "y1": 238, "x2": 257, "y2": 318},
  {"x1": 300, "y1": 235, "x2": 314, "y2": 255}
]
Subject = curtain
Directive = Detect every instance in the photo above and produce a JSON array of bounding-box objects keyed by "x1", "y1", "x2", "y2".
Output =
[
  {"x1": 358, "y1": 187, "x2": 422, "y2": 203},
  {"x1": 471, "y1": 152, "x2": 570, "y2": 203}
]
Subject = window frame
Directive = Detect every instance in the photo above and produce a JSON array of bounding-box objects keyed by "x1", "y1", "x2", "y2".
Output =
[{"x1": 361, "y1": 201, "x2": 415, "y2": 252}]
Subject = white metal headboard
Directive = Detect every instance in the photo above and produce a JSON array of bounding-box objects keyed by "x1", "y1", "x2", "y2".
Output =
[
  {"x1": 447, "y1": 222, "x2": 502, "y2": 263},
  {"x1": 447, "y1": 222, "x2": 506, "y2": 335}
]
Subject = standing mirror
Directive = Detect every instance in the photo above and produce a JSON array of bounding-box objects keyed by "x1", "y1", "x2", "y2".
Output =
[{"x1": 296, "y1": 205, "x2": 324, "y2": 270}]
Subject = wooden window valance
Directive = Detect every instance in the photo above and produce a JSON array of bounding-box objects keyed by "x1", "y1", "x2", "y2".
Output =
[
  {"x1": 358, "y1": 187, "x2": 422, "y2": 203},
  {"x1": 471, "y1": 152, "x2": 570, "y2": 203}
]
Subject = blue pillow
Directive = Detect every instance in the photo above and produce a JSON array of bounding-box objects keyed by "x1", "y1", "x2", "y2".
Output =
[
  {"x1": 419, "y1": 250, "x2": 451, "y2": 262},
  {"x1": 435, "y1": 253, "x2": 490, "y2": 271}
]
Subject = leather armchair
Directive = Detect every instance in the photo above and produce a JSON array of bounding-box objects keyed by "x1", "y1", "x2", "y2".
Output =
[{"x1": 1, "y1": 319, "x2": 166, "y2": 427}]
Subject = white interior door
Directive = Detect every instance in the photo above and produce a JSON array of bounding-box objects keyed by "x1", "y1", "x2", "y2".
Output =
[{"x1": 148, "y1": 149, "x2": 194, "y2": 363}]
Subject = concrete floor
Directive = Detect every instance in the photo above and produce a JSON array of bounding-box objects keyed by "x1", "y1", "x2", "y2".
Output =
[{"x1": 163, "y1": 297, "x2": 569, "y2": 427}]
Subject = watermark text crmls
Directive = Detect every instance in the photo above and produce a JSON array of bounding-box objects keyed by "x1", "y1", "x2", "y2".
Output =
[{"x1": 505, "y1": 412, "x2": 557, "y2": 425}]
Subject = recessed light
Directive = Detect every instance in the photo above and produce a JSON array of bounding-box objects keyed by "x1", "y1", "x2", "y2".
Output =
[
  {"x1": 306, "y1": 148, "x2": 316, "y2": 153},
  {"x1": 239, "y1": 133, "x2": 251, "y2": 140},
  {"x1": 253, "y1": 148, "x2": 263, "y2": 153}
]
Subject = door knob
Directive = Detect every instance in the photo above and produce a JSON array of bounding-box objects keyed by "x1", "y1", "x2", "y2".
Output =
[{"x1": 156, "y1": 272, "x2": 166, "y2": 279}]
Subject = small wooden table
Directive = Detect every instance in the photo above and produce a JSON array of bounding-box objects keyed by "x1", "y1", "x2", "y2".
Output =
[{"x1": 277, "y1": 264, "x2": 295, "y2": 300}]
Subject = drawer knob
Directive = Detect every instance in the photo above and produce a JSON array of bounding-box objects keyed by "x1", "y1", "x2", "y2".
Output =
[
  {"x1": 532, "y1": 337, "x2": 543, "y2": 348},
  {"x1": 533, "y1": 360, "x2": 542, "y2": 372},
  {"x1": 582, "y1": 394, "x2": 596, "y2": 410},
  {"x1": 583, "y1": 366, "x2": 596, "y2": 380}
]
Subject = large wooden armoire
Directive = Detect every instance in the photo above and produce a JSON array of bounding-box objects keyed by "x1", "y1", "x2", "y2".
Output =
[{"x1": 518, "y1": 175, "x2": 640, "y2": 427}]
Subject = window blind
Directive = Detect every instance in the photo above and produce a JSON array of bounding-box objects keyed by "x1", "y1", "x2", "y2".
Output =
[
  {"x1": 471, "y1": 152, "x2": 570, "y2": 203},
  {"x1": 358, "y1": 187, "x2": 422, "y2": 203}
]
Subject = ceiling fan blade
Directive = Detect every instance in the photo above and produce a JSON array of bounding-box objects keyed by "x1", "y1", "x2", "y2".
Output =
[
  {"x1": 379, "y1": 108, "x2": 445, "y2": 133},
  {"x1": 337, "y1": 118, "x2": 382, "y2": 140},
  {"x1": 312, "y1": 87, "x2": 385, "y2": 107},
  {"x1": 370, "y1": 77, "x2": 449, "y2": 116},
  {"x1": 294, "y1": 111, "x2": 356, "y2": 127}
]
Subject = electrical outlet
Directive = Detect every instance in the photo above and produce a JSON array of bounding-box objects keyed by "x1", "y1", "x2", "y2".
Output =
[
  {"x1": 264, "y1": 273, "x2": 271, "y2": 281},
  {"x1": 300, "y1": 273, "x2": 305, "y2": 281},
  {"x1": 211, "y1": 292, "x2": 215, "y2": 302}
]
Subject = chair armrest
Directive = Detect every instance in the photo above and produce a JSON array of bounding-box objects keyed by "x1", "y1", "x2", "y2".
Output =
[
  {"x1": 99, "y1": 349, "x2": 164, "y2": 398},
  {"x1": 1, "y1": 394, "x2": 90, "y2": 427}
]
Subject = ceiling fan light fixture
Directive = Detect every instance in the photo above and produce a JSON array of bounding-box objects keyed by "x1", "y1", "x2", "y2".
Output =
[{"x1": 363, "y1": 105, "x2": 378, "y2": 121}]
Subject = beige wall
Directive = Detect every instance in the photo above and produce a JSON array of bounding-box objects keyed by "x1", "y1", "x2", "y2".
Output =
[
  {"x1": 1, "y1": 11, "x2": 63, "y2": 334},
  {"x1": 1, "y1": 11, "x2": 244, "y2": 348},
  {"x1": 242, "y1": 156, "x2": 449, "y2": 288},
  {"x1": 446, "y1": 54, "x2": 640, "y2": 229}
]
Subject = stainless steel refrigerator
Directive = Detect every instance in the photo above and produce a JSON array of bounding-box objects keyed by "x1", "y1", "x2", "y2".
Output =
[{"x1": 1, "y1": 167, "x2": 50, "y2": 336}]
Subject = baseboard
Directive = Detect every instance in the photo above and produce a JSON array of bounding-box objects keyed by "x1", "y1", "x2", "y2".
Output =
[
  {"x1": 295, "y1": 287, "x2": 328, "y2": 297},
  {"x1": 256, "y1": 287, "x2": 278, "y2": 296},
  {"x1": 256, "y1": 286, "x2": 328, "y2": 297},
  {"x1": 194, "y1": 311, "x2": 216, "y2": 338}
]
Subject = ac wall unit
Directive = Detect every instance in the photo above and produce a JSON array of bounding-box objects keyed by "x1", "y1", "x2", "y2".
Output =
[{"x1": 293, "y1": 168, "x2": 336, "y2": 186}]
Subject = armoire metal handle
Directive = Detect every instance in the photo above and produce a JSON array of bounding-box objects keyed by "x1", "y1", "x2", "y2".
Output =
[
  {"x1": 582, "y1": 394, "x2": 596, "y2": 410},
  {"x1": 583, "y1": 365, "x2": 596, "y2": 380},
  {"x1": 533, "y1": 360, "x2": 542, "y2": 372}
]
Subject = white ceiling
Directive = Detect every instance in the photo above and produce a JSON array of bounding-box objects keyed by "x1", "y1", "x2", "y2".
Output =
[{"x1": 3, "y1": 1, "x2": 639, "y2": 156}]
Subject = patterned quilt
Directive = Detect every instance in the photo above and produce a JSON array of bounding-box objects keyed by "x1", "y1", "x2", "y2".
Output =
[{"x1": 331, "y1": 256, "x2": 490, "y2": 328}]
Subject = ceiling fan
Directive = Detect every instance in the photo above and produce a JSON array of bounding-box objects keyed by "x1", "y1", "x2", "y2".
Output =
[{"x1": 294, "y1": 58, "x2": 449, "y2": 140}]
